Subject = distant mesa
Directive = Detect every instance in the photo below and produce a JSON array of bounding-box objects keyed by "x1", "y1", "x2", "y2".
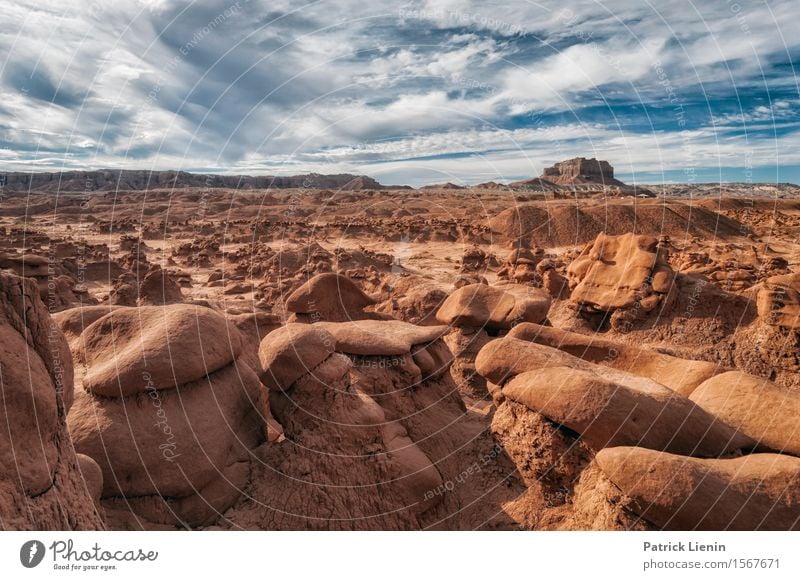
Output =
[
  {"x1": 419, "y1": 181, "x2": 513, "y2": 191},
  {"x1": 10, "y1": 159, "x2": 790, "y2": 197},
  {"x1": 336, "y1": 175, "x2": 382, "y2": 190},
  {"x1": 540, "y1": 157, "x2": 622, "y2": 186},
  {"x1": 420, "y1": 182, "x2": 467, "y2": 190},
  {"x1": 511, "y1": 157, "x2": 655, "y2": 198},
  {"x1": 0, "y1": 170, "x2": 399, "y2": 193},
  {"x1": 474, "y1": 181, "x2": 509, "y2": 190}
]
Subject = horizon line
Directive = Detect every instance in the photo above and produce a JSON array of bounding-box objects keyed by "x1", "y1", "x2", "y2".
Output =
[{"x1": 2, "y1": 168, "x2": 798, "y2": 190}]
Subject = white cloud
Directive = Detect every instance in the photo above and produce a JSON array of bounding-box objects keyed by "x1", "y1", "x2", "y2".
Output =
[{"x1": 0, "y1": 0, "x2": 797, "y2": 183}]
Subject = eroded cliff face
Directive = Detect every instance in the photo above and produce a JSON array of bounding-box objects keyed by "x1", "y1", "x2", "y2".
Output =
[
  {"x1": 0, "y1": 272, "x2": 104, "y2": 530},
  {"x1": 0, "y1": 171, "x2": 386, "y2": 192},
  {"x1": 541, "y1": 157, "x2": 615, "y2": 184}
]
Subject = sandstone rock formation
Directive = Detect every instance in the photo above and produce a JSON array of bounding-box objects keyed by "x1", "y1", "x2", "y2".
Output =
[
  {"x1": 435, "y1": 283, "x2": 550, "y2": 398},
  {"x1": 77, "y1": 305, "x2": 243, "y2": 397},
  {"x1": 54, "y1": 305, "x2": 128, "y2": 351},
  {"x1": 312, "y1": 319, "x2": 449, "y2": 359},
  {"x1": 436, "y1": 283, "x2": 550, "y2": 332},
  {"x1": 541, "y1": 157, "x2": 621, "y2": 186},
  {"x1": 490, "y1": 402, "x2": 652, "y2": 530},
  {"x1": 67, "y1": 304, "x2": 265, "y2": 528},
  {"x1": 4, "y1": 170, "x2": 799, "y2": 532},
  {"x1": 596, "y1": 447, "x2": 800, "y2": 530},
  {"x1": 511, "y1": 158, "x2": 653, "y2": 197},
  {"x1": 106, "y1": 265, "x2": 184, "y2": 307},
  {"x1": 506, "y1": 323, "x2": 723, "y2": 396},
  {"x1": 254, "y1": 345, "x2": 446, "y2": 528},
  {"x1": 107, "y1": 272, "x2": 140, "y2": 306},
  {"x1": 476, "y1": 336, "x2": 654, "y2": 386},
  {"x1": 567, "y1": 232, "x2": 675, "y2": 328},
  {"x1": 690, "y1": 371, "x2": 800, "y2": 456},
  {"x1": 138, "y1": 265, "x2": 184, "y2": 305},
  {"x1": 757, "y1": 272, "x2": 800, "y2": 329},
  {"x1": 476, "y1": 336, "x2": 752, "y2": 452},
  {"x1": 225, "y1": 310, "x2": 282, "y2": 371},
  {"x1": 258, "y1": 323, "x2": 335, "y2": 390},
  {"x1": 459, "y1": 246, "x2": 488, "y2": 273},
  {"x1": 1, "y1": 170, "x2": 389, "y2": 192},
  {"x1": 0, "y1": 252, "x2": 85, "y2": 311},
  {"x1": 371, "y1": 274, "x2": 448, "y2": 325},
  {"x1": 229, "y1": 318, "x2": 520, "y2": 530},
  {"x1": 496, "y1": 247, "x2": 544, "y2": 284},
  {"x1": 442, "y1": 328, "x2": 494, "y2": 399},
  {"x1": 0, "y1": 272, "x2": 104, "y2": 529},
  {"x1": 500, "y1": 366, "x2": 751, "y2": 456},
  {"x1": 285, "y1": 272, "x2": 378, "y2": 322},
  {"x1": 488, "y1": 202, "x2": 738, "y2": 247}
]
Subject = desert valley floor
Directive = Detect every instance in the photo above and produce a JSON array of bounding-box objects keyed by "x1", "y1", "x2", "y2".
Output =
[{"x1": 1, "y1": 178, "x2": 800, "y2": 530}]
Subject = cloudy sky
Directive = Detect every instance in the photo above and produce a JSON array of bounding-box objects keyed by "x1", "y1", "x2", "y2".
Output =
[{"x1": 0, "y1": 0, "x2": 798, "y2": 186}]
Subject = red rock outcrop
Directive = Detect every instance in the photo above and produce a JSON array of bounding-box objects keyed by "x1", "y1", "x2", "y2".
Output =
[
  {"x1": 757, "y1": 272, "x2": 800, "y2": 329},
  {"x1": 0, "y1": 272, "x2": 104, "y2": 530},
  {"x1": 67, "y1": 304, "x2": 266, "y2": 528},
  {"x1": 567, "y1": 232, "x2": 675, "y2": 328},
  {"x1": 540, "y1": 157, "x2": 624, "y2": 187},
  {"x1": 596, "y1": 447, "x2": 800, "y2": 530}
]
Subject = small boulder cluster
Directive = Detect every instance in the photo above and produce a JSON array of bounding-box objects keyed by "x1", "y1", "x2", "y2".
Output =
[{"x1": 108, "y1": 264, "x2": 184, "y2": 306}]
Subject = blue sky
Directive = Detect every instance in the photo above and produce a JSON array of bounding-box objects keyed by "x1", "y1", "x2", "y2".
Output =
[{"x1": 0, "y1": 0, "x2": 798, "y2": 186}]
